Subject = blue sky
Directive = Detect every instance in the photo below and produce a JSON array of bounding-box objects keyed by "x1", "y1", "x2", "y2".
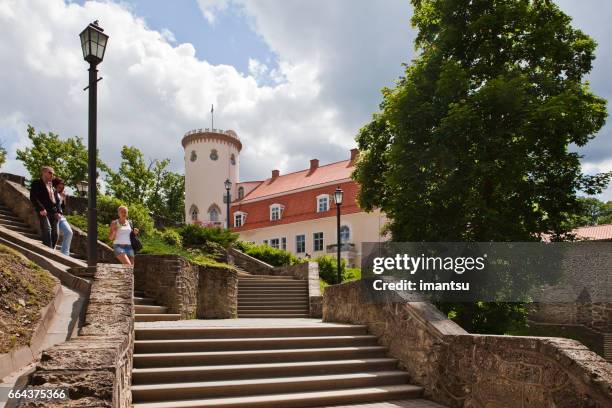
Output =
[{"x1": 1, "y1": 0, "x2": 611, "y2": 199}]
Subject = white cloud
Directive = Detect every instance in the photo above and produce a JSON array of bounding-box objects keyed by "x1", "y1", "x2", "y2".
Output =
[{"x1": 196, "y1": 0, "x2": 230, "y2": 25}]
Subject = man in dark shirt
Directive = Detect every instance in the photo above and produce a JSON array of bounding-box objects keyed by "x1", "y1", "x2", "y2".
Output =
[{"x1": 29, "y1": 166, "x2": 62, "y2": 248}]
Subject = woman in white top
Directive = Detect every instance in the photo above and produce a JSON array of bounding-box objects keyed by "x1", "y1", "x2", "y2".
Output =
[{"x1": 108, "y1": 205, "x2": 139, "y2": 265}]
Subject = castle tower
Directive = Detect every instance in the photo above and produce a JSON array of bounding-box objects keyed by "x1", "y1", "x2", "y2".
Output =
[{"x1": 182, "y1": 128, "x2": 241, "y2": 226}]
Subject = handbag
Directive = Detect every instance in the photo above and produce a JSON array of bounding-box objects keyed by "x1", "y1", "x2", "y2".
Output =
[{"x1": 128, "y1": 221, "x2": 143, "y2": 253}]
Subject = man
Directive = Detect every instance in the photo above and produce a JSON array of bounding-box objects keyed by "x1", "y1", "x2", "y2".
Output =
[{"x1": 29, "y1": 166, "x2": 62, "y2": 249}]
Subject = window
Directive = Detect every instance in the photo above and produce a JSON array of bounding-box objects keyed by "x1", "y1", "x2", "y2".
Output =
[
  {"x1": 189, "y1": 205, "x2": 199, "y2": 222},
  {"x1": 296, "y1": 235, "x2": 305, "y2": 253},
  {"x1": 317, "y1": 195, "x2": 329, "y2": 212},
  {"x1": 281, "y1": 237, "x2": 287, "y2": 250},
  {"x1": 234, "y1": 212, "x2": 246, "y2": 227},
  {"x1": 238, "y1": 186, "x2": 244, "y2": 200},
  {"x1": 209, "y1": 208, "x2": 219, "y2": 222},
  {"x1": 263, "y1": 239, "x2": 268, "y2": 246},
  {"x1": 190, "y1": 150, "x2": 197, "y2": 162},
  {"x1": 340, "y1": 225, "x2": 350, "y2": 243},
  {"x1": 270, "y1": 238, "x2": 280, "y2": 249},
  {"x1": 210, "y1": 149, "x2": 218, "y2": 161},
  {"x1": 270, "y1": 203, "x2": 284, "y2": 221},
  {"x1": 230, "y1": 154, "x2": 236, "y2": 165},
  {"x1": 313, "y1": 232, "x2": 324, "y2": 252}
]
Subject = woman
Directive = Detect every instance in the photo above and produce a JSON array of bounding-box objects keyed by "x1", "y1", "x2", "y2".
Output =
[
  {"x1": 109, "y1": 205, "x2": 139, "y2": 265},
  {"x1": 52, "y1": 177, "x2": 73, "y2": 256}
]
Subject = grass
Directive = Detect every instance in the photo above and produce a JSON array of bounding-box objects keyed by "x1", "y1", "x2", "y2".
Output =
[{"x1": 140, "y1": 234, "x2": 234, "y2": 269}]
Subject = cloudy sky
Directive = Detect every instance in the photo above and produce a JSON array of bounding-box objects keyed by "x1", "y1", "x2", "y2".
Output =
[{"x1": 1, "y1": 0, "x2": 611, "y2": 199}]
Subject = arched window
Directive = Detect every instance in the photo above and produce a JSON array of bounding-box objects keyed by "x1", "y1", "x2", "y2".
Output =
[
  {"x1": 230, "y1": 153, "x2": 236, "y2": 165},
  {"x1": 189, "y1": 205, "x2": 199, "y2": 222},
  {"x1": 340, "y1": 225, "x2": 350, "y2": 243},
  {"x1": 210, "y1": 149, "x2": 218, "y2": 161},
  {"x1": 207, "y1": 203, "x2": 221, "y2": 222},
  {"x1": 238, "y1": 186, "x2": 244, "y2": 200}
]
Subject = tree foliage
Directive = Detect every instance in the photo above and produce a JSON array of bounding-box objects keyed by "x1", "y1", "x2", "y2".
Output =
[
  {"x1": 355, "y1": 0, "x2": 609, "y2": 242},
  {"x1": 567, "y1": 197, "x2": 612, "y2": 227},
  {"x1": 105, "y1": 146, "x2": 184, "y2": 222},
  {"x1": 353, "y1": 0, "x2": 609, "y2": 332},
  {"x1": 16, "y1": 125, "x2": 109, "y2": 190},
  {"x1": 0, "y1": 140, "x2": 6, "y2": 169}
]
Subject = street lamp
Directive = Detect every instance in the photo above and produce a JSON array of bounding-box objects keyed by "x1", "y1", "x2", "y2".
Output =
[
  {"x1": 79, "y1": 21, "x2": 108, "y2": 267},
  {"x1": 224, "y1": 178, "x2": 232, "y2": 229},
  {"x1": 75, "y1": 180, "x2": 88, "y2": 198},
  {"x1": 333, "y1": 186, "x2": 344, "y2": 284}
]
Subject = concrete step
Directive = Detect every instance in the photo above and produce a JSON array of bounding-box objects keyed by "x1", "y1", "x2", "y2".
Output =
[
  {"x1": 0, "y1": 217, "x2": 30, "y2": 229},
  {"x1": 131, "y1": 385, "x2": 423, "y2": 408},
  {"x1": 135, "y1": 297, "x2": 157, "y2": 305},
  {"x1": 238, "y1": 293, "x2": 309, "y2": 299},
  {"x1": 136, "y1": 314, "x2": 181, "y2": 322},
  {"x1": 239, "y1": 276, "x2": 299, "y2": 280},
  {"x1": 132, "y1": 371, "x2": 410, "y2": 402},
  {"x1": 135, "y1": 290, "x2": 146, "y2": 297},
  {"x1": 237, "y1": 313, "x2": 311, "y2": 318},
  {"x1": 136, "y1": 305, "x2": 169, "y2": 314},
  {"x1": 0, "y1": 208, "x2": 15, "y2": 217},
  {"x1": 0, "y1": 213, "x2": 22, "y2": 223},
  {"x1": 134, "y1": 346, "x2": 389, "y2": 368},
  {"x1": 2, "y1": 223, "x2": 35, "y2": 234},
  {"x1": 237, "y1": 309, "x2": 310, "y2": 314},
  {"x1": 237, "y1": 306, "x2": 310, "y2": 312},
  {"x1": 135, "y1": 335, "x2": 379, "y2": 354},
  {"x1": 239, "y1": 301, "x2": 309, "y2": 306},
  {"x1": 132, "y1": 358, "x2": 399, "y2": 384},
  {"x1": 238, "y1": 281, "x2": 307, "y2": 286},
  {"x1": 135, "y1": 326, "x2": 369, "y2": 341}
]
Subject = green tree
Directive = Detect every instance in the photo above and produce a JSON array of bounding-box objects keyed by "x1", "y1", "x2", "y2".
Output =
[
  {"x1": 105, "y1": 146, "x2": 155, "y2": 205},
  {"x1": 0, "y1": 141, "x2": 6, "y2": 169},
  {"x1": 566, "y1": 197, "x2": 611, "y2": 227},
  {"x1": 147, "y1": 160, "x2": 185, "y2": 222},
  {"x1": 354, "y1": 0, "x2": 609, "y2": 332},
  {"x1": 15, "y1": 125, "x2": 108, "y2": 190}
]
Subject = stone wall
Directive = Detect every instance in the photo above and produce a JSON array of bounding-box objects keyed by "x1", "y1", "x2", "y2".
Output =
[
  {"x1": 227, "y1": 247, "x2": 275, "y2": 274},
  {"x1": 0, "y1": 176, "x2": 115, "y2": 263},
  {"x1": 134, "y1": 254, "x2": 238, "y2": 319},
  {"x1": 19, "y1": 264, "x2": 134, "y2": 408},
  {"x1": 134, "y1": 255, "x2": 198, "y2": 319},
  {"x1": 323, "y1": 279, "x2": 612, "y2": 408},
  {"x1": 198, "y1": 265, "x2": 238, "y2": 319}
]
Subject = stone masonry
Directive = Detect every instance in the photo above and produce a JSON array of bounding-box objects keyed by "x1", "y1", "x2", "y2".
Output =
[
  {"x1": 18, "y1": 264, "x2": 134, "y2": 408},
  {"x1": 323, "y1": 279, "x2": 612, "y2": 408},
  {"x1": 198, "y1": 265, "x2": 238, "y2": 318}
]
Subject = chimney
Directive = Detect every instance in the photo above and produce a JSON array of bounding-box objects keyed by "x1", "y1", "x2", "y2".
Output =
[
  {"x1": 350, "y1": 148, "x2": 359, "y2": 164},
  {"x1": 309, "y1": 159, "x2": 319, "y2": 172},
  {"x1": 271, "y1": 169, "x2": 280, "y2": 180}
]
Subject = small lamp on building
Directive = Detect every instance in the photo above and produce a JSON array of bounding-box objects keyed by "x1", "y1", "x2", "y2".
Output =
[
  {"x1": 224, "y1": 178, "x2": 232, "y2": 229},
  {"x1": 333, "y1": 186, "x2": 344, "y2": 284}
]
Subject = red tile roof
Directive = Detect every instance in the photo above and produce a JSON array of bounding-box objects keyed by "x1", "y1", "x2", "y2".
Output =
[
  {"x1": 239, "y1": 159, "x2": 354, "y2": 202},
  {"x1": 572, "y1": 224, "x2": 612, "y2": 241}
]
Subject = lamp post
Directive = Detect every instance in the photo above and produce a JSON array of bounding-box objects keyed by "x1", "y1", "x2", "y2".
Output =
[
  {"x1": 79, "y1": 21, "x2": 108, "y2": 267},
  {"x1": 333, "y1": 186, "x2": 343, "y2": 284},
  {"x1": 224, "y1": 178, "x2": 232, "y2": 229},
  {"x1": 75, "y1": 180, "x2": 88, "y2": 198}
]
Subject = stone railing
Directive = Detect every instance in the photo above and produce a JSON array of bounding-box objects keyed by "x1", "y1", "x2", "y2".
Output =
[
  {"x1": 134, "y1": 254, "x2": 238, "y2": 319},
  {"x1": 20, "y1": 264, "x2": 134, "y2": 408},
  {"x1": 0, "y1": 175, "x2": 115, "y2": 263},
  {"x1": 323, "y1": 279, "x2": 612, "y2": 408},
  {"x1": 227, "y1": 247, "x2": 276, "y2": 275}
]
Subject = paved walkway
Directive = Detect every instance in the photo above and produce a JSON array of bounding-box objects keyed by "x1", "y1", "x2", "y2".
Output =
[{"x1": 318, "y1": 401, "x2": 447, "y2": 408}]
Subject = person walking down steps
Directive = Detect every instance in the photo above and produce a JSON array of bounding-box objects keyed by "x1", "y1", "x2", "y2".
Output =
[
  {"x1": 52, "y1": 177, "x2": 73, "y2": 256},
  {"x1": 109, "y1": 205, "x2": 140, "y2": 266},
  {"x1": 29, "y1": 166, "x2": 63, "y2": 249}
]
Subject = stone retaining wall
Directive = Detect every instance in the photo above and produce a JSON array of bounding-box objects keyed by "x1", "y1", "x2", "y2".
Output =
[
  {"x1": 134, "y1": 255, "x2": 238, "y2": 319},
  {"x1": 0, "y1": 175, "x2": 115, "y2": 263},
  {"x1": 19, "y1": 264, "x2": 134, "y2": 408},
  {"x1": 323, "y1": 279, "x2": 612, "y2": 408}
]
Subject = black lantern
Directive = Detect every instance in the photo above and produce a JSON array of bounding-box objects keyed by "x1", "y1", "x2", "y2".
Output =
[
  {"x1": 75, "y1": 180, "x2": 88, "y2": 198},
  {"x1": 333, "y1": 187, "x2": 344, "y2": 205},
  {"x1": 79, "y1": 21, "x2": 109, "y2": 65}
]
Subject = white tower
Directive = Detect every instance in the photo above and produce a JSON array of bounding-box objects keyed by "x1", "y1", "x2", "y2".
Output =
[{"x1": 182, "y1": 128, "x2": 241, "y2": 226}]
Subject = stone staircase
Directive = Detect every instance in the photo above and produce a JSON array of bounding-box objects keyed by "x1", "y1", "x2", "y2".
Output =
[
  {"x1": 134, "y1": 290, "x2": 181, "y2": 322},
  {"x1": 604, "y1": 333, "x2": 612, "y2": 362},
  {"x1": 238, "y1": 275, "x2": 310, "y2": 318},
  {"x1": 131, "y1": 323, "x2": 442, "y2": 408}
]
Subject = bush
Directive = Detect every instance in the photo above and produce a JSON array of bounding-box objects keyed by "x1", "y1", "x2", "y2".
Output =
[
  {"x1": 96, "y1": 195, "x2": 154, "y2": 236},
  {"x1": 235, "y1": 241, "x2": 302, "y2": 267},
  {"x1": 65, "y1": 214, "x2": 112, "y2": 246},
  {"x1": 160, "y1": 228, "x2": 182, "y2": 248},
  {"x1": 316, "y1": 255, "x2": 358, "y2": 284},
  {"x1": 180, "y1": 224, "x2": 238, "y2": 248}
]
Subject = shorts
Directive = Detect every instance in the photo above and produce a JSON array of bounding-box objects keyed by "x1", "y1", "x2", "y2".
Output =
[{"x1": 113, "y1": 244, "x2": 135, "y2": 258}]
